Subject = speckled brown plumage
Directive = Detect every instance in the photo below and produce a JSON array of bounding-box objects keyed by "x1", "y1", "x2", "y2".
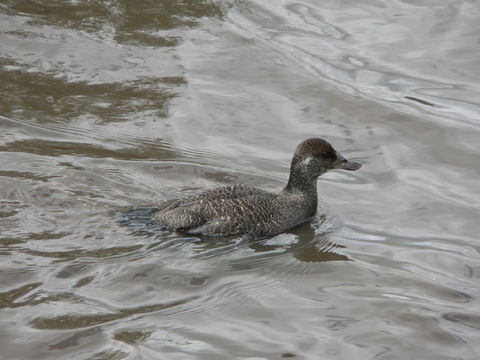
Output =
[{"x1": 153, "y1": 138, "x2": 361, "y2": 238}]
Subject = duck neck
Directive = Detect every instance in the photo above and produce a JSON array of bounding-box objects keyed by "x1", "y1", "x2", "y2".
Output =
[
  {"x1": 282, "y1": 163, "x2": 317, "y2": 199},
  {"x1": 283, "y1": 158, "x2": 325, "y2": 195},
  {"x1": 284, "y1": 173, "x2": 318, "y2": 197},
  {"x1": 281, "y1": 172, "x2": 318, "y2": 218}
]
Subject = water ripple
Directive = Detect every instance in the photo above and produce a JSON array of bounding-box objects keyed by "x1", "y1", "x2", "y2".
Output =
[{"x1": 30, "y1": 296, "x2": 200, "y2": 330}]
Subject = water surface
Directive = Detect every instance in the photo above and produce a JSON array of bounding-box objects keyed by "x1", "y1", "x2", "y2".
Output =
[{"x1": 1, "y1": 1, "x2": 480, "y2": 359}]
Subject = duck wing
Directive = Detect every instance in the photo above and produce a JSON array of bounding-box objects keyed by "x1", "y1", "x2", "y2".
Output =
[{"x1": 154, "y1": 185, "x2": 278, "y2": 236}]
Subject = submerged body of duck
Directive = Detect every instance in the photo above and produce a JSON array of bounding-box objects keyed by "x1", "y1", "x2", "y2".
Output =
[{"x1": 153, "y1": 138, "x2": 361, "y2": 238}]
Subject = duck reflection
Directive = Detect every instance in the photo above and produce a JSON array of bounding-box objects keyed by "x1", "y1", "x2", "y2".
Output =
[{"x1": 251, "y1": 220, "x2": 349, "y2": 263}]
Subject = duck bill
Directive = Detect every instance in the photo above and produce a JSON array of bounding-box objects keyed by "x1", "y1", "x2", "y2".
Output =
[{"x1": 335, "y1": 154, "x2": 362, "y2": 171}]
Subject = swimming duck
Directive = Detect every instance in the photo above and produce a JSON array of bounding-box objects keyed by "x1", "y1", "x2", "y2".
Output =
[{"x1": 153, "y1": 138, "x2": 361, "y2": 238}]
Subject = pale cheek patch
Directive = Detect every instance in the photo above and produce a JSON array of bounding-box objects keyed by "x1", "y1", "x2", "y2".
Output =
[{"x1": 301, "y1": 157, "x2": 314, "y2": 166}]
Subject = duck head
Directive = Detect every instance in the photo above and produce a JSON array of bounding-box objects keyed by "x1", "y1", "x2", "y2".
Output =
[{"x1": 286, "y1": 138, "x2": 361, "y2": 190}]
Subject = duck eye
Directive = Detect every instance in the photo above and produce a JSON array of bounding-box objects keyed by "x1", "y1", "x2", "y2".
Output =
[{"x1": 322, "y1": 150, "x2": 336, "y2": 160}]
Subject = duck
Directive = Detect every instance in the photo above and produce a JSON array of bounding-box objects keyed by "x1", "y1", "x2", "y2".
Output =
[{"x1": 153, "y1": 138, "x2": 361, "y2": 238}]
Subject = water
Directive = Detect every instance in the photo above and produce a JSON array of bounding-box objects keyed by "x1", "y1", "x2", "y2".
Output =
[{"x1": 1, "y1": 0, "x2": 479, "y2": 359}]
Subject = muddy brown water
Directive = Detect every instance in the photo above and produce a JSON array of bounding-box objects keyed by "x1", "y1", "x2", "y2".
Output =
[{"x1": 1, "y1": 1, "x2": 480, "y2": 359}]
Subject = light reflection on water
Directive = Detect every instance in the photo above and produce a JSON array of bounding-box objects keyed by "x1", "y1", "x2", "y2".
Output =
[{"x1": 1, "y1": 0, "x2": 480, "y2": 359}]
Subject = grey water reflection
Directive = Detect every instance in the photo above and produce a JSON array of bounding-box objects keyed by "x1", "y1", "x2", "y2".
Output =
[
  {"x1": 1, "y1": 0, "x2": 480, "y2": 359},
  {"x1": 0, "y1": 59, "x2": 184, "y2": 123}
]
